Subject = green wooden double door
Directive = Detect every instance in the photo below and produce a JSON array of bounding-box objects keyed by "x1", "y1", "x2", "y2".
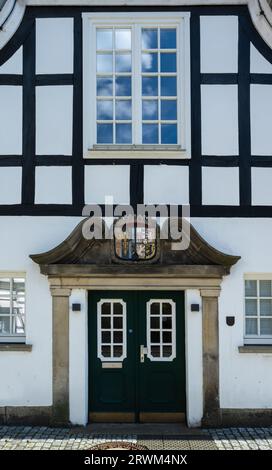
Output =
[{"x1": 88, "y1": 291, "x2": 186, "y2": 422}]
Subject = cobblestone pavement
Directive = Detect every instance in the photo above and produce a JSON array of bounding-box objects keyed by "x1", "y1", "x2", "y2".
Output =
[{"x1": 0, "y1": 426, "x2": 272, "y2": 450}]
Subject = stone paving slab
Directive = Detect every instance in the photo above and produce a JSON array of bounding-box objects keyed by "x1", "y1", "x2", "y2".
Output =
[{"x1": 0, "y1": 425, "x2": 272, "y2": 450}]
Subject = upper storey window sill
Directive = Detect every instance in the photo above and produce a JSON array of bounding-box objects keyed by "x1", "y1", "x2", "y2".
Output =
[{"x1": 85, "y1": 144, "x2": 190, "y2": 159}]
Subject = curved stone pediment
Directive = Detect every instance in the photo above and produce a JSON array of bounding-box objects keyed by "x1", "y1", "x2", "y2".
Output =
[{"x1": 30, "y1": 218, "x2": 240, "y2": 277}]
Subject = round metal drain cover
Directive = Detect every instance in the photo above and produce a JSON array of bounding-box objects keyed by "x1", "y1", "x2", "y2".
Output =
[{"x1": 90, "y1": 441, "x2": 148, "y2": 451}]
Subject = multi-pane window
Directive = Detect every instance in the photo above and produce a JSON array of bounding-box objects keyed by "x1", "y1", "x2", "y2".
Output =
[
  {"x1": 141, "y1": 28, "x2": 178, "y2": 144},
  {"x1": 84, "y1": 13, "x2": 191, "y2": 156},
  {"x1": 245, "y1": 279, "x2": 272, "y2": 344},
  {"x1": 146, "y1": 299, "x2": 176, "y2": 361},
  {"x1": 97, "y1": 299, "x2": 127, "y2": 361},
  {"x1": 96, "y1": 28, "x2": 132, "y2": 145},
  {"x1": 0, "y1": 277, "x2": 25, "y2": 342}
]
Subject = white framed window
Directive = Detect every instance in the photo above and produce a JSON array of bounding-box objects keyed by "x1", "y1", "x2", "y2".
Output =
[
  {"x1": 97, "y1": 299, "x2": 127, "y2": 361},
  {"x1": 244, "y1": 276, "x2": 272, "y2": 344},
  {"x1": 82, "y1": 12, "x2": 191, "y2": 159},
  {"x1": 146, "y1": 299, "x2": 176, "y2": 361},
  {"x1": 0, "y1": 275, "x2": 26, "y2": 343}
]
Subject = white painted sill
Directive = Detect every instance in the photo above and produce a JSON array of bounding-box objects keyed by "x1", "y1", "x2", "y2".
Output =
[
  {"x1": 0, "y1": 343, "x2": 32, "y2": 352},
  {"x1": 238, "y1": 345, "x2": 272, "y2": 353},
  {"x1": 84, "y1": 145, "x2": 191, "y2": 159}
]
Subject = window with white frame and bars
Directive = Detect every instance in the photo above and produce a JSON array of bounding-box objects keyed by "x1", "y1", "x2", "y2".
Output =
[
  {"x1": 83, "y1": 13, "x2": 191, "y2": 158},
  {"x1": 0, "y1": 277, "x2": 25, "y2": 342},
  {"x1": 245, "y1": 278, "x2": 272, "y2": 344}
]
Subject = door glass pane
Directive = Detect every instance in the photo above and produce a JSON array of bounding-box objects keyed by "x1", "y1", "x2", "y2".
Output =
[
  {"x1": 98, "y1": 300, "x2": 126, "y2": 361},
  {"x1": 147, "y1": 300, "x2": 176, "y2": 361}
]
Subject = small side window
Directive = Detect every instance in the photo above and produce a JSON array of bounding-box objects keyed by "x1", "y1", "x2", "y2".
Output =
[{"x1": 0, "y1": 276, "x2": 25, "y2": 342}]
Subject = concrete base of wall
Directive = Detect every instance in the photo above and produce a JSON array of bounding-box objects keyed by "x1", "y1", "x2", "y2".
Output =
[
  {"x1": 0, "y1": 406, "x2": 53, "y2": 426},
  {"x1": 221, "y1": 409, "x2": 272, "y2": 427}
]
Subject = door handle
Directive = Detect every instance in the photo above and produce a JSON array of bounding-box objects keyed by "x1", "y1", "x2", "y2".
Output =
[{"x1": 140, "y1": 345, "x2": 148, "y2": 363}]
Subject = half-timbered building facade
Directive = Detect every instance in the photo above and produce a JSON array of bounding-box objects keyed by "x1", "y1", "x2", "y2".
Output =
[{"x1": 0, "y1": 0, "x2": 272, "y2": 427}]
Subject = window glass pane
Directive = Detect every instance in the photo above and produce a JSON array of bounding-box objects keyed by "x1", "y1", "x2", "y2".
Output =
[
  {"x1": 142, "y1": 77, "x2": 158, "y2": 96},
  {"x1": 101, "y1": 346, "x2": 111, "y2": 357},
  {"x1": 0, "y1": 316, "x2": 10, "y2": 335},
  {"x1": 116, "y1": 76, "x2": 131, "y2": 96},
  {"x1": 245, "y1": 299, "x2": 257, "y2": 316},
  {"x1": 161, "y1": 100, "x2": 177, "y2": 120},
  {"x1": 113, "y1": 345, "x2": 123, "y2": 357},
  {"x1": 161, "y1": 124, "x2": 177, "y2": 144},
  {"x1": 115, "y1": 53, "x2": 131, "y2": 72},
  {"x1": 102, "y1": 331, "x2": 111, "y2": 343},
  {"x1": 151, "y1": 317, "x2": 160, "y2": 329},
  {"x1": 150, "y1": 302, "x2": 160, "y2": 315},
  {"x1": 113, "y1": 316, "x2": 122, "y2": 329},
  {"x1": 97, "y1": 29, "x2": 113, "y2": 50},
  {"x1": 151, "y1": 331, "x2": 160, "y2": 343},
  {"x1": 245, "y1": 318, "x2": 257, "y2": 335},
  {"x1": 163, "y1": 331, "x2": 172, "y2": 343},
  {"x1": 162, "y1": 316, "x2": 172, "y2": 329},
  {"x1": 102, "y1": 317, "x2": 111, "y2": 329},
  {"x1": 142, "y1": 100, "x2": 158, "y2": 120},
  {"x1": 142, "y1": 28, "x2": 158, "y2": 49},
  {"x1": 161, "y1": 76, "x2": 177, "y2": 96},
  {"x1": 142, "y1": 53, "x2": 158, "y2": 72},
  {"x1": 260, "y1": 299, "x2": 272, "y2": 316},
  {"x1": 115, "y1": 29, "x2": 131, "y2": 50},
  {"x1": 116, "y1": 100, "x2": 132, "y2": 120},
  {"x1": 151, "y1": 345, "x2": 160, "y2": 357},
  {"x1": 12, "y1": 315, "x2": 24, "y2": 335},
  {"x1": 245, "y1": 280, "x2": 257, "y2": 297},
  {"x1": 142, "y1": 124, "x2": 159, "y2": 144},
  {"x1": 97, "y1": 124, "x2": 113, "y2": 144},
  {"x1": 0, "y1": 278, "x2": 10, "y2": 315},
  {"x1": 116, "y1": 124, "x2": 132, "y2": 144},
  {"x1": 97, "y1": 53, "x2": 113, "y2": 73},
  {"x1": 113, "y1": 331, "x2": 123, "y2": 343},
  {"x1": 160, "y1": 29, "x2": 176, "y2": 49},
  {"x1": 160, "y1": 53, "x2": 176, "y2": 72},
  {"x1": 97, "y1": 100, "x2": 113, "y2": 120},
  {"x1": 260, "y1": 318, "x2": 272, "y2": 335},
  {"x1": 97, "y1": 77, "x2": 113, "y2": 96},
  {"x1": 260, "y1": 280, "x2": 272, "y2": 297}
]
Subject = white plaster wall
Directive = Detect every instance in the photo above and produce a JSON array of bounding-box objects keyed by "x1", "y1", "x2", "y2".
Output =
[
  {"x1": 69, "y1": 289, "x2": 88, "y2": 425},
  {"x1": 251, "y1": 84, "x2": 272, "y2": 155},
  {"x1": 192, "y1": 218, "x2": 272, "y2": 409},
  {"x1": 185, "y1": 289, "x2": 203, "y2": 427},
  {"x1": 200, "y1": 16, "x2": 238, "y2": 73},
  {"x1": 201, "y1": 85, "x2": 239, "y2": 156},
  {"x1": 35, "y1": 166, "x2": 72, "y2": 204},
  {"x1": 252, "y1": 168, "x2": 272, "y2": 205},
  {"x1": 250, "y1": 43, "x2": 272, "y2": 73},
  {"x1": 0, "y1": 217, "x2": 83, "y2": 406},
  {"x1": 0, "y1": 167, "x2": 21, "y2": 204},
  {"x1": 36, "y1": 85, "x2": 73, "y2": 155},
  {"x1": 85, "y1": 165, "x2": 130, "y2": 205},
  {"x1": 0, "y1": 217, "x2": 272, "y2": 411},
  {"x1": 0, "y1": 48, "x2": 22, "y2": 74},
  {"x1": 36, "y1": 18, "x2": 74, "y2": 74},
  {"x1": 202, "y1": 167, "x2": 240, "y2": 205},
  {"x1": 144, "y1": 166, "x2": 189, "y2": 205},
  {"x1": 0, "y1": 86, "x2": 22, "y2": 155}
]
